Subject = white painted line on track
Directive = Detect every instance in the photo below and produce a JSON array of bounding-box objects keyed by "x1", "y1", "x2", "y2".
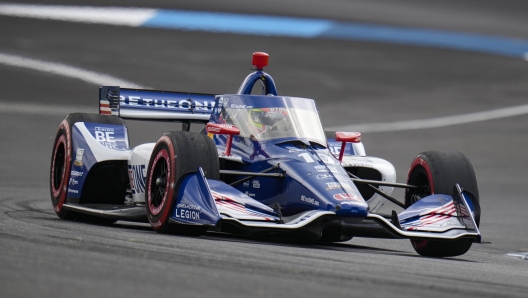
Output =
[
  {"x1": 0, "y1": 55, "x2": 526, "y2": 131},
  {"x1": 326, "y1": 104, "x2": 528, "y2": 133},
  {"x1": 0, "y1": 4, "x2": 156, "y2": 26},
  {"x1": 506, "y1": 252, "x2": 528, "y2": 260},
  {"x1": 0, "y1": 53, "x2": 147, "y2": 89}
]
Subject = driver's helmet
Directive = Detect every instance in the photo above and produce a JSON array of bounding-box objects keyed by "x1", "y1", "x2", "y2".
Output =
[{"x1": 249, "y1": 108, "x2": 287, "y2": 133}]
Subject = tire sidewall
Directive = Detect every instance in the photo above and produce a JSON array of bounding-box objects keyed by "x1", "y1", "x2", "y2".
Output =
[
  {"x1": 50, "y1": 120, "x2": 72, "y2": 218},
  {"x1": 146, "y1": 135, "x2": 176, "y2": 232},
  {"x1": 405, "y1": 155, "x2": 435, "y2": 206}
]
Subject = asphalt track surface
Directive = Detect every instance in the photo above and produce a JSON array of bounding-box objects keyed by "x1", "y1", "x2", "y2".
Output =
[{"x1": 1, "y1": 1, "x2": 528, "y2": 297}]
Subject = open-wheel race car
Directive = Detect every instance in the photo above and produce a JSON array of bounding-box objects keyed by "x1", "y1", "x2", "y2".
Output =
[{"x1": 50, "y1": 52, "x2": 481, "y2": 257}]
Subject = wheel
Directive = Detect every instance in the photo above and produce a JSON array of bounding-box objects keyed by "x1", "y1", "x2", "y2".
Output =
[
  {"x1": 405, "y1": 151, "x2": 480, "y2": 257},
  {"x1": 145, "y1": 131, "x2": 219, "y2": 235},
  {"x1": 50, "y1": 113, "x2": 127, "y2": 219}
]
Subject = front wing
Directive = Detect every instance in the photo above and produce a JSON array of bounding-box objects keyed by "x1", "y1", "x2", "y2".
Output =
[{"x1": 170, "y1": 168, "x2": 481, "y2": 243}]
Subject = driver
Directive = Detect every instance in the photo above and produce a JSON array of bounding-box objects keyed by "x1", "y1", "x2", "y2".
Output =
[{"x1": 248, "y1": 108, "x2": 290, "y2": 135}]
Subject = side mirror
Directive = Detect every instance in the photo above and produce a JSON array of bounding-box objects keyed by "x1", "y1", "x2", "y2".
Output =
[
  {"x1": 206, "y1": 123, "x2": 240, "y2": 156},
  {"x1": 335, "y1": 132, "x2": 361, "y2": 162}
]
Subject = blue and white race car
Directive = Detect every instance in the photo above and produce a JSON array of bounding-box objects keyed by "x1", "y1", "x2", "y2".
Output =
[{"x1": 50, "y1": 52, "x2": 481, "y2": 257}]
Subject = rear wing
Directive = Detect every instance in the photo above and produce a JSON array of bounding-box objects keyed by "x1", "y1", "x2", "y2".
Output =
[{"x1": 99, "y1": 86, "x2": 216, "y2": 122}]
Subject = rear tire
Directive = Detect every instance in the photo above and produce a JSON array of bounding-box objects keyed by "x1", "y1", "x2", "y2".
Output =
[
  {"x1": 405, "y1": 151, "x2": 480, "y2": 257},
  {"x1": 145, "y1": 131, "x2": 219, "y2": 235},
  {"x1": 50, "y1": 113, "x2": 126, "y2": 219}
]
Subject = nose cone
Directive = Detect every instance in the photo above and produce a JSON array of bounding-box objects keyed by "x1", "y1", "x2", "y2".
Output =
[
  {"x1": 301, "y1": 164, "x2": 370, "y2": 218},
  {"x1": 335, "y1": 199, "x2": 369, "y2": 217}
]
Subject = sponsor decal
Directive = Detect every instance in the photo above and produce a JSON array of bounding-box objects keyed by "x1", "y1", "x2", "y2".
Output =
[
  {"x1": 230, "y1": 104, "x2": 253, "y2": 109},
  {"x1": 301, "y1": 195, "x2": 319, "y2": 206},
  {"x1": 316, "y1": 174, "x2": 334, "y2": 179},
  {"x1": 69, "y1": 178, "x2": 78, "y2": 186},
  {"x1": 174, "y1": 203, "x2": 202, "y2": 220},
  {"x1": 343, "y1": 163, "x2": 373, "y2": 168},
  {"x1": 330, "y1": 147, "x2": 340, "y2": 155},
  {"x1": 70, "y1": 171, "x2": 83, "y2": 177},
  {"x1": 68, "y1": 189, "x2": 78, "y2": 194},
  {"x1": 244, "y1": 191, "x2": 255, "y2": 197},
  {"x1": 328, "y1": 143, "x2": 343, "y2": 155},
  {"x1": 206, "y1": 124, "x2": 237, "y2": 133},
  {"x1": 121, "y1": 96, "x2": 213, "y2": 110},
  {"x1": 252, "y1": 180, "x2": 260, "y2": 188},
  {"x1": 177, "y1": 203, "x2": 201, "y2": 210},
  {"x1": 85, "y1": 123, "x2": 128, "y2": 151},
  {"x1": 74, "y1": 148, "x2": 84, "y2": 166},
  {"x1": 128, "y1": 164, "x2": 146, "y2": 194},
  {"x1": 333, "y1": 193, "x2": 362, "y2": 202},
  {"x1": 243, "y1": 181, "x2": 250, "y2": 187},
  {"x1": 94, "y1": 126, "x2": 119, "y2": 149},
  {"x1": 325, "y1": 182, "x2": 342, "y2": 190},
  {"x1": 314, "y1": 165, "x2": 328, "y2": 172}
]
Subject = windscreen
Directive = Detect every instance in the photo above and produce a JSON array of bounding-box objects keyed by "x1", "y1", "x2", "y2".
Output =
[{"x1": 217, "y1": 96, "x2": 326, "y2": 145}]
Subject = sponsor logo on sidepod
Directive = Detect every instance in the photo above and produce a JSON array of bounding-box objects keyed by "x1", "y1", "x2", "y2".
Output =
[
  {"x1": 74, "y1": 148, "x2": 84, "y2": 166},
  {"x1": 94, "y1": 126, "x2": 118, "y2": 149},
  {"x1": 128, "y1": 164, "x2": 146, "y2": 194}
]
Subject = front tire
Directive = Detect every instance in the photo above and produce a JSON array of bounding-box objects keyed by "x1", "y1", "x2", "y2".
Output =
[
  {"x1": 405, "y1": 151, "x2": 480, "y2": 257},
  {"x1": 145, "y1": 131, "x2": 219, "y2": 235}
]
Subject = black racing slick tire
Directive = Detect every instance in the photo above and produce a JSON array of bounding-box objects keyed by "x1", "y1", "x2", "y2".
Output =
[
  {"x1": 50, "y1": 113, "x2": 126, "y2": 219},
  {"x1": 145, "y1": 131, "x2": 219, "y2": 235},
  {"x1": 405, "y1": 151, "x2": 480, "y2": 257}
]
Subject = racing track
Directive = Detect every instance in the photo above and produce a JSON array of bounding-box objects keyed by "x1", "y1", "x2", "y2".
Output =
[{"x1": 1, "y1": 1, "x2": 528, "y2": 297}]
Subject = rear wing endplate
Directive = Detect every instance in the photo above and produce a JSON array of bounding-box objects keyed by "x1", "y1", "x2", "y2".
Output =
[{"x1": 99, "y1": 86, "x2": 216, "y2": 122}]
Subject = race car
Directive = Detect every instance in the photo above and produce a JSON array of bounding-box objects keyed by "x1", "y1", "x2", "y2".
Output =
[{"x1": 50, "y1": 52, "x2": 481, "y2": 257}]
